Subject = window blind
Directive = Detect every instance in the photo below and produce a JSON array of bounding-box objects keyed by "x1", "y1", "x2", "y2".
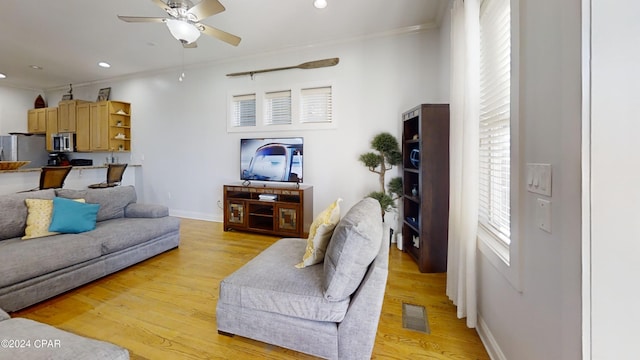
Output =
[
  {"x1": 231, "y1": 94, "x2": 256, "y2": 127},
  {"x1": 479, "y1": 0, "x2": 511, "y2": 243},
  {"x1": 301, "y1": 86, "x2": 332, "y2": 123},
  {"x1": 264, "y1": 90, "x2": 292, "y2": 125}
]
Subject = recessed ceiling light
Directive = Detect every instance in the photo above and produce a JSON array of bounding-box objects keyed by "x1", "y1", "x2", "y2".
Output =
[
  {"x1": 0, "y1": 73, "x2": 6, "y2": 79},
  {"x1": 29, "y1": 65, "x2": 43, "y2": 70},
  {"x1": 98, "y1": 62, "x2": 111, "y2": 68},
  {"x1": 314, "y1": 0, "x2": 327, "y2": 9}
]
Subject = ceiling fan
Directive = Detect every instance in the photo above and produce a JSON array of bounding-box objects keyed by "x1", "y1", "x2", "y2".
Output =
[{"x1": 117, "y1": 0, "x2": 241, "y2": 48}]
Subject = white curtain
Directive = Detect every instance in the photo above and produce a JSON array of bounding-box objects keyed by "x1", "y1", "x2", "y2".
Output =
[{"x1": 446, "y1": 0, "x2": 480, "y2": 329}]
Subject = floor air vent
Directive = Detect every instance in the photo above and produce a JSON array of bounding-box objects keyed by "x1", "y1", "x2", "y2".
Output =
[{"x1": 402, "y1": 303, "x2": 430, "y2": 334}]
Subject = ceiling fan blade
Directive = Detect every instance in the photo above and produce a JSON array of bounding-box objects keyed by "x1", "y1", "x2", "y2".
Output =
[
  {"x1": 183, "y1": 41, "x2": 198, "y2": 48},
  {"x1": 150, "y1": 0, "x2": 171, "y2": 13},
  {"x1": 199, "y1": 24, "x2": 241, "y2": 46},
  {"x1": 117, "y1": 15, "x2": 166, "y2": 23},
  {"x1": 188, "y1": 0, "x2": 225, "y2": 21},
  {"x1": 226, "y1": 58, "x2": 340, "y2": 77}
]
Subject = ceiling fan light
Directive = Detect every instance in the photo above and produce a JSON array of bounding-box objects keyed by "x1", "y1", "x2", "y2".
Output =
[
  {"x1": 165, "y1": 19, "x2": 201, "y2": 44},
  {"x1": 314, "y1": 0, "x2": 327, "y2": 9}
]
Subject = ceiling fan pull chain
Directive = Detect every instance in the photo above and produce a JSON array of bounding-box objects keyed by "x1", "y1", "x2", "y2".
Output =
[{"x1": 179, "y1": 47, "x2": 186, "y2": 82}]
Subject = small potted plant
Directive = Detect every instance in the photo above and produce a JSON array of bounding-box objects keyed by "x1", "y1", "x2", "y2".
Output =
[{"x1": 358, "y1": 132, "x2": 403, "y2": 220}]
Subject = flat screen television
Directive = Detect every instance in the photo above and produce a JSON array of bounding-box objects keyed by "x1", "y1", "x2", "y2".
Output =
[{"x1": 240, "y1": 137, "x2": 303, "y2": 183}]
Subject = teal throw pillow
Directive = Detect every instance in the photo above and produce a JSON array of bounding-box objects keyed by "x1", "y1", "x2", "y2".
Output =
[{"x1": 49, "y1": 197, "x2": 100, "y2": 233}]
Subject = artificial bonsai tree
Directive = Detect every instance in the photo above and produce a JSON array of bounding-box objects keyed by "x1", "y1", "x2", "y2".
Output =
[{"x1": 358, "y1": 132, "x2": 403, "y2": 219}]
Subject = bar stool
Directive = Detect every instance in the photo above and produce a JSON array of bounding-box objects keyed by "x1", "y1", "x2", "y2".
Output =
[{"x1": 88, "y1": 163, "x2": 128, "y2": 189}]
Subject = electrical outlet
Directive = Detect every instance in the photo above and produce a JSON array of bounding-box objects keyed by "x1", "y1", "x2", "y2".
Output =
[{"x1": 536, "y1": 198, "x2": 551, "y2": 233}]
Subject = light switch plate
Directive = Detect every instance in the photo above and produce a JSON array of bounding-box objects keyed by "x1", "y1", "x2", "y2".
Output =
[
  {"x1": 536, "y1": 198, "x2": 552, "y2": 233},
  {"x1": 527, "y1": 163, "x2": 552, "y2": 196}
]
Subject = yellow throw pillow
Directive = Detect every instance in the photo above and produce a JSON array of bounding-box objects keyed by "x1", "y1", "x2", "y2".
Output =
[
  {"x1": 296, "y1": 198, "x2": 342, "y2": 268},
  {"x1": 22, "y1": 198, "x2": 85, "y2": 240}
]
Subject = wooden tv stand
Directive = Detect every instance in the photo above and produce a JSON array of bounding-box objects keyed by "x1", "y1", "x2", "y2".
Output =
[{"x1": 223, "y1": 184, "x2": 313, "y2": 238}]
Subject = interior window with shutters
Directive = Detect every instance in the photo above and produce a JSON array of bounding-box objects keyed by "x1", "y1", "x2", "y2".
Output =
[
  {"x1": 301, "y1": 86, "x2": 332, "y2": 123},
  {"x1": 231, "y1": 94, "x2": 256, "y2": 127},
  {"x1": 478, "y1": 0, "x2": 511, "y2": 260},
  {"x1": 227, "y1": 82, "x2": 335, "y2": 132},
  {"x1": 264, "y1": 90, "x2": 292, "y2": 125}
]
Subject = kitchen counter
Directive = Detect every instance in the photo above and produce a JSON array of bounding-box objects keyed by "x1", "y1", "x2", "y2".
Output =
[
  {"x1": 0, "y1": 164, "x2": 141, "y2": 173},
  {"x1": 0, "y1": 164, "x2": 141, "y2": 195}
]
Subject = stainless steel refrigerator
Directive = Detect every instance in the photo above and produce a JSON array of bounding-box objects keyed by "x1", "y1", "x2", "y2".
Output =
[{"x1": 0, "y1": 133, "x2": 49, "y2": 168}]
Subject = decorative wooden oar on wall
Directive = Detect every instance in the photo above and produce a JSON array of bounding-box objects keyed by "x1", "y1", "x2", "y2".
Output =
[{"x1": 226, "y1": 58, "x2": 339, "y2": 78}]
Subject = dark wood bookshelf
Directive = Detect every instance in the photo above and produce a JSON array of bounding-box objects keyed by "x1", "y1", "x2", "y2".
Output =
[{"x1": 401, "y1": 104, "x2": 450, "y2": 273}]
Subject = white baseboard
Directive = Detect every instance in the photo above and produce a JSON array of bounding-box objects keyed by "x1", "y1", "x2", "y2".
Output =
[
  {"x1": 477, "y1": 315, "x2": 507, "y2": 360},
  {"x1": 169, "y1": 209, "x2": 222, "y2": 223}
]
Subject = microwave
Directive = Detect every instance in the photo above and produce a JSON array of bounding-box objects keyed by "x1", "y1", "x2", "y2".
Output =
[{"x1": 52, "y1": 132, "x2": 75, "y2": 152}]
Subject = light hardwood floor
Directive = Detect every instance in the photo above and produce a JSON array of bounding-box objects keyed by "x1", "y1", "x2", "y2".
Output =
[{"x1": 14, "y1": 218, "x2": 489, "y2": 359}]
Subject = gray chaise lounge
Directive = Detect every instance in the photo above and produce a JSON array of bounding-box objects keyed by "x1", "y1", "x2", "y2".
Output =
[{"x1": 216, "y1": 198, "x2": 389, "y2": 359}]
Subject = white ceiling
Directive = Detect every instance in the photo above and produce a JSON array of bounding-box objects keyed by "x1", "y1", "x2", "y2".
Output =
[{"x1": 0, "y1": 0, "x2": 449, "y2": 90}]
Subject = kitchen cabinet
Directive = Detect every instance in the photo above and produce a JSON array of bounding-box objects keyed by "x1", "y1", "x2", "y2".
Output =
[
  {"x1": 87, "y1": 101, "x2": 130, "y2": 152},
  {"x1": 223, "y1": 184, "x2": 313, "y2": 238},
  {"x1": 75, "y1": 102, "x2": 91, "y2": 151},
  {"x1": 401, "y1": 104, "x2": 450, "y2": 273},
  {"x1": 73, "y1": 101, "x2": 131, "y2": 152},
  {"x1": 106, "y1": 101, "x2": 131, "y2": 152},
  {"x1": 27, "y1": 106, "x2": 57, "y2": 146},
  {"x1": 58, "y1": 100, "x2": 90, "y2": 133},
  {"x1": 27, "y1": 108, "x2": 47, "y2": 134},
  {"x1": 45, "y1": 107, "x2": 58, "y2": 151},
  {"x1": 89, "y1": 102, "x2": 110, "y2": 151}
]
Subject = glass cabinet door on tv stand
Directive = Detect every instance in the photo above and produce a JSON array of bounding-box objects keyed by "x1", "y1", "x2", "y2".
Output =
[
  {"x1": 223, "y1": 184, "x2": 313, "y2": 238},
  {"x1": 227, "y1": 200, "x2": 247, "y2": 227},
  {"x1": 276, "y1": 203, "x2": 300, "y2": 235}
]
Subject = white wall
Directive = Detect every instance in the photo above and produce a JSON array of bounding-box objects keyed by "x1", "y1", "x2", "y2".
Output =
[
  {"x1": 0, "y1": 85, "x2": 42, "y2": 134},
  {"x1": 19, "y1": 28, "x2": 445, "y2": 221},
  {"x1": 476, "y1": 0, "x2": 582, "y2": 359},
  {"x1": 590, "y1": 0, "x2": 640, "y2": 358}
]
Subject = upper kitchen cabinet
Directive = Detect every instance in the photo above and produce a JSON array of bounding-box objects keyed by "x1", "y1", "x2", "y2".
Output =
[
  {"x1": 27, "y1": 108, "x2": 47, "y2": 134},
  {"x1": 73, "y1": 101, "x2": 132, "y2": 152},
  {"x1": 75, "y1": 102, "x2": 91, "y2": 152},
  {"x1": 82, "y1": 101, "x2": 131, "y2": 152},
  {"x1": 58, "y1": 100, "x2": 90, "y2": 133},
  {"x1": 107, "y1": 101, "x2": 131, "y2": 152},
  {"x1": 89, "y1": 101, "x2": 110, "y2": 152},
  {"x1": 45, "y1": 107, "x2": 58, "y2": 151}
]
